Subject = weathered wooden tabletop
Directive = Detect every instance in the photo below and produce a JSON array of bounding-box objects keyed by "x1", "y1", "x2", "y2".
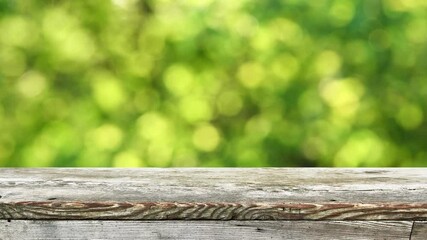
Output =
[{"x1": 0, "y1": 168, "x2": 426, "y2": 239}]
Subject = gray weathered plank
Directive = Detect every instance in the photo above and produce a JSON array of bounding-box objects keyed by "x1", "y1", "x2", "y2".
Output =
[
  {"x1": 0, "y1": 168, "x2": 426, "y2": 220},
  {"x1": 411, "y1": 221, "x2": 427, "y2": 240},
  {"x1": 0, "y1": 220, "x2": 414, "y2": 240}
]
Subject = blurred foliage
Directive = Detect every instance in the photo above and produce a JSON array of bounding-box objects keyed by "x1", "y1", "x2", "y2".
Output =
[{"x1": 0, "y1": 0, "x2": 426, "y2": 167}]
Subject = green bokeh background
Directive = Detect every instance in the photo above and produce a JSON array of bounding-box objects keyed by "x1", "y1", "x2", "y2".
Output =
[{"x1": 0, "y1": 0, "x2": 426, "y2": 167}]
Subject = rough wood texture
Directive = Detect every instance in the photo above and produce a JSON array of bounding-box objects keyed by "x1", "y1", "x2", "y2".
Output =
[
  {"x1": 0, "y1": 220, "x2": 415, "y2": 240},
  {"x1": 0, "y1": 168, "x2": 426, "y2": 220},
  {"x1": 411, "y1": 221, "x2": 427, "y2": 240}
]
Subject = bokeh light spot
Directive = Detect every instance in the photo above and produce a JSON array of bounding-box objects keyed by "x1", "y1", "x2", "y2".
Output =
[
  {"x1": 334, "y1": 130, "x2": 386, "y2": 167},
  {"x1": 315, "y1": 51, "x2": 342, "y2": 77},
  {"x1": 320, "y1": 78, "x2": 364, "y2": 119},
  {"x1": 91, "y1": 71, "x2": 126, "y2": 112},
  {"x1": 179, "y1": 96, "x2": 212, "y2": 123},
  {"x1": 217, "y1": 90, "x2": 243, "y2": 116},
  {"x1": 113, "y1": 151, "x2": 144, "y2": 167},
  {"x1": 270, "y1": 53, "x2": 300, "y2": 85},
  {"x1": 395, "y1": 104, "x2": 424, "y2": 130},
  {"x1": 146, "y1": 142, "x2": 173, "y2": 167},
  {"x1": 0, "y1": 48, "x2": 26, "y2": 77},
  {"x1": 163, "y1": 64, "x2": 195, "y2": 96},
  {"x1": 137, "y1": 112, "x2": 172, "y2": 140},
  {"x1": 192, "y1": 124, "x2": 221, "y2": 152},
  {"x1": 271, "y1": 18, "x2": 304, "y2": 46},
  {"x1": 237, "y1": 62, "x2": 265, "y2": 88},
  {"x1": 43, "y1": 8, "x2": 95, "y2": 63},
  {"x1": 230, "y1": 13, "x2": 258, "y2": 37},
  {"x1": 16, "y1": 71, "x2": 47, "y2": 98},
  {"x1": 245, "y1": 115, "x2": 271, "y2": 140},
  {"x1": 405, "y1": 19, "x2": 427, "y2": 44},
  {"x1": 329, "y1": 0, "x2": 355, "y2": 27},
  {"x1": 0, "y1": 16, "x2": 38, "y2": 48},
  {"x1": 86, "y1": 124, "x2": 123, "y2": 151}
]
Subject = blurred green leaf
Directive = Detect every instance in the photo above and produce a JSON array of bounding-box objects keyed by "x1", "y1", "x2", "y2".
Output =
[{"x1": 1, "y1": 0, "x2": 426, "y2": 167}]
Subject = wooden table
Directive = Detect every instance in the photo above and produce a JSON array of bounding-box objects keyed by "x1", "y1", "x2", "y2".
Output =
[{"x1": 0, "y1": 168, "x2": 426, "y2": 239}]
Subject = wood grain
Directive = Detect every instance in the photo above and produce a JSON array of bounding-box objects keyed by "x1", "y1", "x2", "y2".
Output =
[
  {"x1": 411, "y1": 221, "x2": 427, "y2": 240},
  {"x1": 0, "y1": 220, "x2": 414, "y2": 240},
  {"x1": 0, "y1": 168, "x2": 426, "y2": 220},
  {"x1": 1, "y1": 201, "x2": 427, "y2": 220}
]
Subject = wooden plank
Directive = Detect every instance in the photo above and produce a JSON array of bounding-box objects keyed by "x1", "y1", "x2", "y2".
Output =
[
  {"x1": 2, "y1": 168, "x2": 426, "y2": 203},
  {"x1": 1, "y1": 201, "x2": 427, "y2": 221},
  {"x1": 0, "y1": 168, "x2": 426, "y2": 220},
  {"x1": 411, "y1": 221, "x2": 427, "y2": 240},
  {"x1": 0, "y1": 220, "x2": 414, "y2": 240}
]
